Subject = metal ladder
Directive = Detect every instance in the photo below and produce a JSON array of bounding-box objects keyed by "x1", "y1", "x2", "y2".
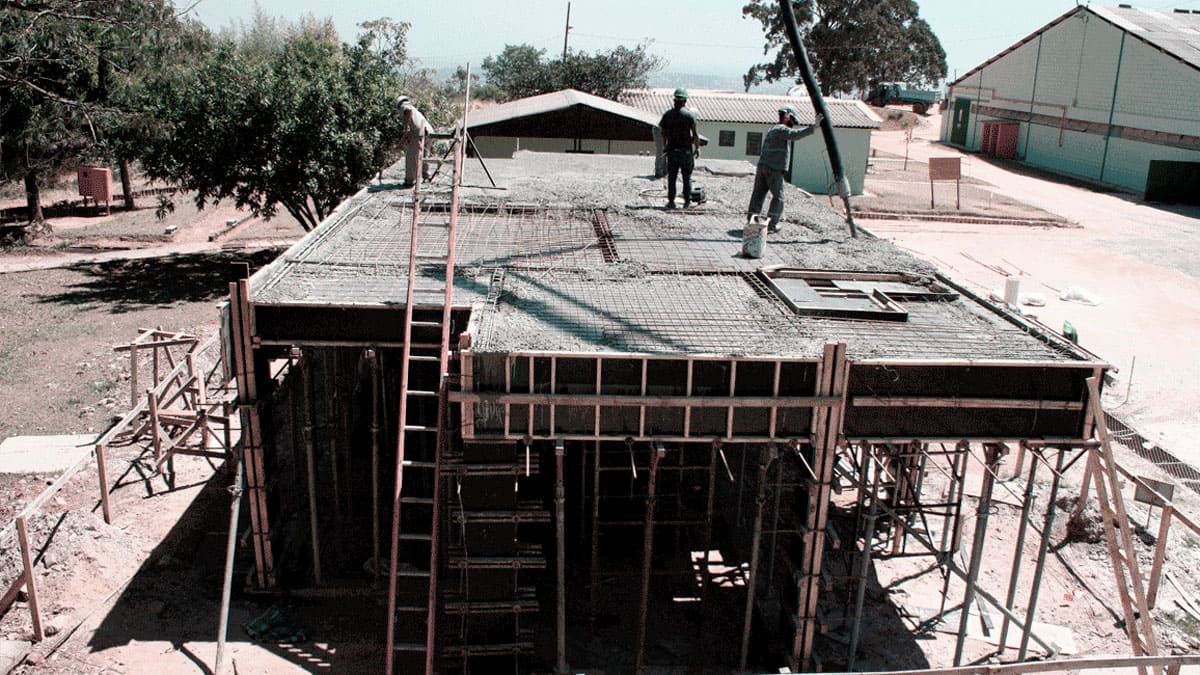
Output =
[
  {"x1": 1085, "y1": 376, "x2": 1161, "y2": 675},
  {"x1": 384, "y1": 123, "x2": 465, "y2": 675}
]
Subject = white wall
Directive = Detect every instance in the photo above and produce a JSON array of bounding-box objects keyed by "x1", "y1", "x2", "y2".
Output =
[
  {"x1": 473, "y1": 124, "x2": 873, "y2": 195},
  {"x1": 942, "y1": 9, "x2": 1200, "y2": 194}
]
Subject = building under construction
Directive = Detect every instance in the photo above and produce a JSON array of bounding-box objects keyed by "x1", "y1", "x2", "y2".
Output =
[{"x1": 221, "y1": 130, "x2": 1133, "y2": 674}]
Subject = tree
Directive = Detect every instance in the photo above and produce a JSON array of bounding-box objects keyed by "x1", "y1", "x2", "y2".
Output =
[
  {"x1": 742, "y1": 0, "x2": 946, "y2": 96},
  {"x1": 141, "y1": 15, "x2": 419, "y2": 231},
  {"x1": 0, "y1": 0, "x2": 180, "y2": 223},
  {"x1": 481, "y1": 45, "x2": 554, "y2": 101},
  {"x1": 481, "y1": 42, "x2": 664, "y2": 101}
]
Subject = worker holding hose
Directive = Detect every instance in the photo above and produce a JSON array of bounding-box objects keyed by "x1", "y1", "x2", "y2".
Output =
[{"x1": 747, "y1": 106, "x2": 822, "y2": 233}]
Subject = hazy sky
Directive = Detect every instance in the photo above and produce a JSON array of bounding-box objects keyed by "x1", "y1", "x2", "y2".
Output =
[{"x1": 182, "y1": 0, "x2": 1200, "y2": 84}]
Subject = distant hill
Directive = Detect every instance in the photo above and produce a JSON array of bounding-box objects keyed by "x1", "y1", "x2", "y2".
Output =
[{"x1": 649, "y1": 71, "x2": 795, "y2": 95}]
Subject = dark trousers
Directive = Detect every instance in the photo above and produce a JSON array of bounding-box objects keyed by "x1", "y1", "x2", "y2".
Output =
[
  {"x1": 666, "y1": 149, "x2": 694, "y2": 204},
  {"x1": 747, "y1": 163, "x2": 785, "y2": 224}
]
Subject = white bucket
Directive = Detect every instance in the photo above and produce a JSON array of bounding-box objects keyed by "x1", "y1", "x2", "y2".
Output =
[
  {"x1": 743, "y1": 215, "x2": 767, "y2": 259},
  {"x1": 1004, "y1": 276, "x2": 1020, "y2": 306}
]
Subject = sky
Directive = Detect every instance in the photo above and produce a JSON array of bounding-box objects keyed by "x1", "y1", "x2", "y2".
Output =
[{"x1": 181, "y1": 0, "x2": 1200, "y2": 86}]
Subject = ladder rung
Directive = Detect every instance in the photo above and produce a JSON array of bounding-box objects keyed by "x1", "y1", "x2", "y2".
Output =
[
  {"x1": 404, "y1": 424, "x2": 438, "y2": 433},
  {"x1": 394, "y1": 642, "x2": 426, "y2": 652},
  {"x1": 444, "y1": 599, "x2": 538, "y2": 615},
  {"x1": 411, "y1": 321, "x2": 441, "y2": 328},
  {"x1": 394, "y1": 568, "x2": 431, "y2": 578},
  {"x1": 402, "y1": 460, "x2": 437, "y2": 469},
  {"x1": 407, "y1": 390, "x2": 438, "y2": 398},
  {"x1": 401, "y1": 496, "x2": 434, "y2": 505},
  {"x1": 399, "y1": 532, "x2": 432, "y2": 542},
  {"x1": 395, "y1": 605, "x2": 427, "y2": 613},
  {"x1": 407, "y1": 355, "x2": 441, "y2": 362},
  {"x1": 414, "y1": 254, "x2": 448, "y2": 261}
]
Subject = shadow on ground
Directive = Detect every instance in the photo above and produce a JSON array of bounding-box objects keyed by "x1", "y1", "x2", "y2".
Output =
[
  {"x1": 36, "y1": 249, "x2": 283, "y2": 313},
  {"x1": 86, "y1": 459, "x2": 382, "y2": 673}
]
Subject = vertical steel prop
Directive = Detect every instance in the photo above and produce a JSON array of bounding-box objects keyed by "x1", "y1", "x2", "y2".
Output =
[
  {"x1": 740, "y1": 445, "x2": 777, "y2": 671},
  {"x1": 634, "y1": 442, "x2": 665, "y2": 675},
  {"x1": 555, "y1": 441, "x2": 568, "y2": 674},
  {"x1": 954, "y1": 443, "x2": 1005, "y2": 666},
  {"x1": 775, "y1": 0, "x2": 858, "y2": 238}
]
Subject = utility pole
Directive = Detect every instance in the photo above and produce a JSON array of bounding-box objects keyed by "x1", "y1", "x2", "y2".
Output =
[{"x1": 562, "y1": 2, "x2": 572, "y2": 60}]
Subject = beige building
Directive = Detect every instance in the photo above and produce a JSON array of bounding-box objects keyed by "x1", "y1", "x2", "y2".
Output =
[{"x1": 466, "y1": 88, "x2": 881, "y2": 195}]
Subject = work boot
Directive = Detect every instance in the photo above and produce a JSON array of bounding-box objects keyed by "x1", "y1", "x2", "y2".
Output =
[
  {"x1": 665, "y1": 201, "x2": 676, "y2": 210},
  {"x1": 683, "y1": 200, "x2": 691, "y2": 209}
]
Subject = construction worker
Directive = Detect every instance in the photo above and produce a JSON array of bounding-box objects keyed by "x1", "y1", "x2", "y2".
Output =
[
  {"x1": 398, "y1": 95, "x2": 433, "y2": 188},
  {"x1": 658, "y1": 87, "x2": 700, "y2": 209},
  {"x1": 747, "y1": 106, "x2": 822, "y2": 232}
]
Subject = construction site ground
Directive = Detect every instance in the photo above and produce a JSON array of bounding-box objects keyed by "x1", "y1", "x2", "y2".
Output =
[{"x1": 1, "y1": 125, "x2": 1199, "y2": 673}]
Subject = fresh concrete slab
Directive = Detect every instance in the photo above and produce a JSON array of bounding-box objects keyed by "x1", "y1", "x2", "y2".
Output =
[{"x1": 0, "y1": 434, "x2": 96, "y2": 474}]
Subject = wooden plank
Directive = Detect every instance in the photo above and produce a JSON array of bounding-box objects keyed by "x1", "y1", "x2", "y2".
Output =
[
  {"x1": 852, "y1": 396, "x2": 1083, "y2": 411},
  {"x1": 449, "y1": 391, "x2": 842, "y2": 408},
  {"x1": 16, "y1": 517, "x2": 44, "y2": 641}
]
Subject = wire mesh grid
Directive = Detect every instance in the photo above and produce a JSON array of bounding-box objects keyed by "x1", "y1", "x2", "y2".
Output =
[
  {"x1": 253, "y1": 201, "x2": 605, "y2": 306},
  {"x1": 807, "y1": 300, "x2": 1075, "y2": 361},
  {"x1": 475, "y1": 269, "x2": 804, "y2": 354},
  {"x1": 453, "y1": 207, "x2": 604, "y2": 269},
  {"x1": 608, "y1": 211, "x2": 798, "y2": 271}
]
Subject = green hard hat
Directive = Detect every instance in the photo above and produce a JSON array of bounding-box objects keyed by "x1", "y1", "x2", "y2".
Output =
[{"x1": 673, "y1": 87, "x2": 689, "y2": 100}]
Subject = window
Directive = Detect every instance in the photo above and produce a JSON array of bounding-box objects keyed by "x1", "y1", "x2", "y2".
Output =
[
  {"x1": 719, "y1": 130, "x2": 735, "y2": 147},
  {"x1": 745, "y1": 132, "x2": 762, "y2": 156}
]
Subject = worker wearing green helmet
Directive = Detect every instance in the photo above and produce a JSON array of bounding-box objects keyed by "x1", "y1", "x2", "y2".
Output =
[
  {"x1": 659, "y1": 88, "x2": 700, "y2": 209},
  {"x1": 747, "y1": 105, "x2": 822, "y2": 232}
]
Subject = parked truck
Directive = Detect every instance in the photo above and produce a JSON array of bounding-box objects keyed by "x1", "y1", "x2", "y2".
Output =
[{"x1": 865, "y1": 82, "x2": 941, "y2": 115}]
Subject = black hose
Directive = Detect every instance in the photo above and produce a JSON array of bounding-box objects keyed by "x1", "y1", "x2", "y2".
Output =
[{"x1": 777, "y1": 0, "x2": 859, "y2": 238}]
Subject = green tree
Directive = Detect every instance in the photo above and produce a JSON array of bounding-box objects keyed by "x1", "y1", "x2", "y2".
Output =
[
  {"x1": 0, "y1": 0, "x2": 179, "y2": 223},
  {"x1": 481, "y1": 42, "x2": 664, "y2": 101},
  {"x1": 481, "y1": 44, "x2": 554, "y2": 101},
  {"x1": 141, "y1": 15, "x2": 419, "y2": 231},
  {"x1": 742, "y1": 0, "x2": 946, "y2": 96}
]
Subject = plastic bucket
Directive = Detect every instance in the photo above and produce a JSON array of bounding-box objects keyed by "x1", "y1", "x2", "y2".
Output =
[{"x1": 743, "y1": 216, "x2": 767, "y2": 258}]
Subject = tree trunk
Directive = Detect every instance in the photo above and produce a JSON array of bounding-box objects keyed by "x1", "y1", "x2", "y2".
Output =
[
  {"x1": 120, "y1": 160, "x2": 135, "y2": 210},
  {"x1": 24, "y1": 171, "x2": 44, "y2": 224}
]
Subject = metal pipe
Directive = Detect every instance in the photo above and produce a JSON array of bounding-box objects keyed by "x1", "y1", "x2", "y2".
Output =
[
  {"x1": 214, "y1": 454, "x2": 244, "y2": 675},
  {"x1": 848, "y1": 446, "x2": 883, "y2": 668},
  {"x1": 999, "y1": 451, "x2": 1040, "y2": 653},
  {"x1": 556, "y1": 441, "x2": 568, "y2": 673},
  {"x1": 635, "y1": 443, "x2": 665, "y2": 675},
  {"x1": 954, "y1": 444, "x2": 1003, "y2": 666},
  {"x1": 775, "y1": 0, "x2": 858, "y2": 238},
  {"x1": 590, "y1": 439, "x2": 601, "y2": 621},
  {"x1": 369, "y1": 349, "x2": 381, "y2": 583},
  {"x1": 1019, "y1": 446, "x2": 1066, "y2": 660},
  {"x1": 740, "y1": 445, "x2": 776, "y2": 671},
  {"x1": 301, "y1": 352, "x2": 322, "y2": 584},
  {"x1": 701, "y1": 439, "x2": 719, "y2": 603}
]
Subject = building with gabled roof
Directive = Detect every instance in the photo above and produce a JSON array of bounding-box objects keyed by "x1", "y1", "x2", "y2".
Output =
[
  {"x1": 941, "y1": 4, "x2": 1200, "y2": 203},
  {"x1": 467, "y1": 88, "x2": 880, "y2": 196},
  {"x1": 622, "y1": 89, "x2": 880, "y2": 195}
]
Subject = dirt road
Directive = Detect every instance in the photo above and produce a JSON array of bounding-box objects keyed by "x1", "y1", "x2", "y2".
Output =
[{"x1": 866, "y1": 113, "x2": 1200, "y2": 462}]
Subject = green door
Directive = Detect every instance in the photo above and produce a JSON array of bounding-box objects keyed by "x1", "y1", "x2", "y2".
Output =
[{"x1": 950, "y1": 97, "x2": 971, "y2": 146}]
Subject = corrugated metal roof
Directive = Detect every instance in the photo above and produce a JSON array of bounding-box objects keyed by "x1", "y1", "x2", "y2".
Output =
[
  {"x1": 467, "y1": 88, "x2": 662, "y2": 129},
  {"x1": 951, "y1": 5, "x2": 1200, "y2": 86},
  {"x1": 621, "y1": 89, "x2": 881, "y2": 129},
  {"x1": 1091, "y1": 5, "x2": 1200, "y2": 72}
]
